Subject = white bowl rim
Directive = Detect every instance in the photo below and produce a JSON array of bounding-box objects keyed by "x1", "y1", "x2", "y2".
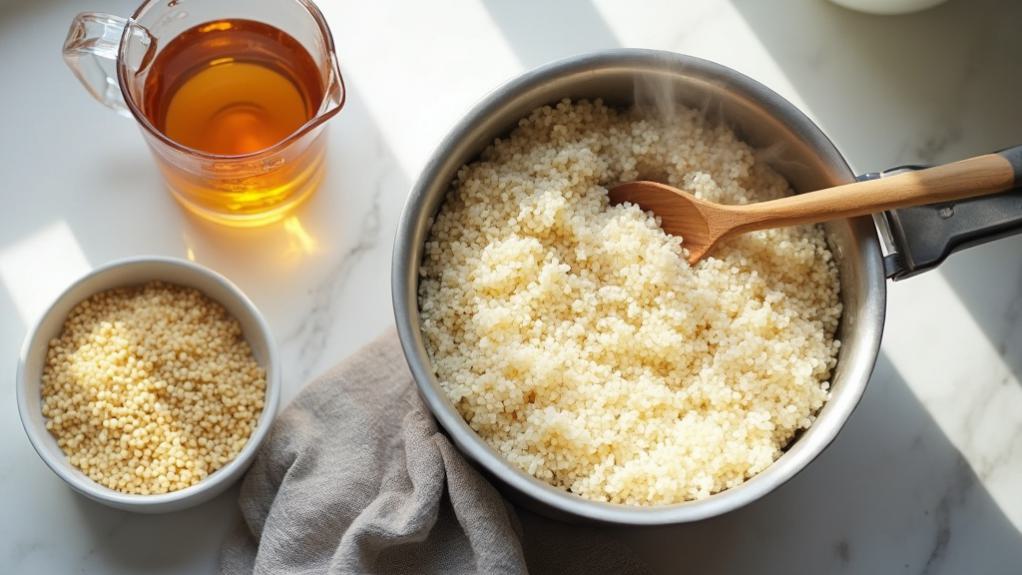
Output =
[{"x1": 15, "y1": 255, "x2": 281, "y2": 509}]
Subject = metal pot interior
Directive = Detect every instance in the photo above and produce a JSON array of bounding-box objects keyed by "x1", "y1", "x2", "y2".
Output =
[{"x1": 393, "y1": 50, "x2": 886, "y2": 524}]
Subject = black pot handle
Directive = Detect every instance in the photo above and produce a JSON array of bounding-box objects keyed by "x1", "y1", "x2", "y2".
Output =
[
  {"x1": 1002, "y1": 145, "x2": 1022, "y2": 185},
  {"x1": 868, "y1": 145, "x2": 1022, "y2": 281}
]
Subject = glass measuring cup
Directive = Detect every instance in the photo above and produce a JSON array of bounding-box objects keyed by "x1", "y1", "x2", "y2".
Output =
[{"x1": 63, "y1": 0, "x2": 345, "y2": 227}]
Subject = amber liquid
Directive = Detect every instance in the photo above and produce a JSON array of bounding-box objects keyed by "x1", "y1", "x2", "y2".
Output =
[{"x1": 141, "y1": 19, "x2": 328, "y2": 225}]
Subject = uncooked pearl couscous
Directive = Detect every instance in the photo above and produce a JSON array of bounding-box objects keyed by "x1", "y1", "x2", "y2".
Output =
[
  {"x1": 419, "y1": 99, "x2": 842, "y2": 505},
  {"x1": 41, "y1": 282, "x2": 266, "y2": 495}
]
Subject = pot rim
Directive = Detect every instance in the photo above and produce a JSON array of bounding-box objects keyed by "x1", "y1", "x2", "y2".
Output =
[{"x1": 392, "y1": 49, "x2": 886, "y2": 525}]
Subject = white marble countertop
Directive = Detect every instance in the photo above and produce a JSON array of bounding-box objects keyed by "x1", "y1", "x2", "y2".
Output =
[{"x1": 2, "y1": 0, "x2": 1020, "y2": 572}]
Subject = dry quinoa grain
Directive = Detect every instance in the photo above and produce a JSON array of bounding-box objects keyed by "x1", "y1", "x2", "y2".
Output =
[
  {"x1": 40, "y1": 281, "x2": 266, "y2": 495},
  {"x1": 419, "y1": 99, "x2": 842, "y2": 505}
]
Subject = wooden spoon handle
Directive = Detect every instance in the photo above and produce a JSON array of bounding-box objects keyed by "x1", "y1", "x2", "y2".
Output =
[{"x1": 726, "y1": 148, "x2": 1021, "y2": 234}]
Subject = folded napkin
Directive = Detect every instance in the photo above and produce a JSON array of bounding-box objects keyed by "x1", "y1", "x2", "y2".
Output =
[{"x1": 220, "y1": 330, "x2": 649, "y2": 575}]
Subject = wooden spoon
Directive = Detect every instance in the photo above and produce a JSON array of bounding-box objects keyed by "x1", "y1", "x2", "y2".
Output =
[{"x1": 609, "y1": 147, "x2": 1022, "y2": 265}]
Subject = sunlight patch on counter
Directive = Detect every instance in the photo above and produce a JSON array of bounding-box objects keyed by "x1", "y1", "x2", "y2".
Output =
[
  {"x1": 0, "y1": 221, "x2": 91, "y2": 325},
  {"x1": 885, "y1": 271, "x2": 1022, "y2": 530},
  {"x1": 282, "y1": 216, "x2": 317, "y2": 255}
]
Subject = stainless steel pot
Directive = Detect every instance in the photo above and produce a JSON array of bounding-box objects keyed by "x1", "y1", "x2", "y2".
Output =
[{"x1": 392, "y1": 49, "x2": 1022, "y2": 525}]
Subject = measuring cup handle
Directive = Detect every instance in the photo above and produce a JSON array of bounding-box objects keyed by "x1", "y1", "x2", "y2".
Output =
[{"x1": 62, "y1": 13, "x2": 133, "y2": 117}]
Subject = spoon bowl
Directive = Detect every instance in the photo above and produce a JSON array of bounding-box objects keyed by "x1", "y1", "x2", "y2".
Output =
[{"x1": 608, "y1": 181, "x2": 726, "y2": 264}]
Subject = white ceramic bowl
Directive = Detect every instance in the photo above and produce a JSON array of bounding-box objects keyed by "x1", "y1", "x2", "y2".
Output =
[
  {"x1": 827, "y1": 0, "x2": 947, "y2": 15},
  {"x1": 16, "y1": 256, "x2": 280, "y2": 513}
]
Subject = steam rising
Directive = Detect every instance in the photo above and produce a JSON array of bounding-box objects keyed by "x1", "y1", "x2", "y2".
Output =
[{"x1": 628, "y1": 72, "x2": 816, "y2": 192}]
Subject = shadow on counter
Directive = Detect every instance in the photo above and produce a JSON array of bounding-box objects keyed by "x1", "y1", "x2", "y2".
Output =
[
  {"x1": 726, "y1": 0, "x2": 1022, "y2": 383},
  {"x1": 609, "y1": 352, "x2": 1022, "y2": 573}
]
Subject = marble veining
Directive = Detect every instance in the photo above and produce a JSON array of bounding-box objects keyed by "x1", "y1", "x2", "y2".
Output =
[
  {"x1": 919, "y1": 457, "x2": 970, "y2": 575},
  {"x1": 1, "y1": 0, "x2": 1020, "y2": 573},
  {"x1": 282, "y1": 168, "x2": 385, "y2": 383}
]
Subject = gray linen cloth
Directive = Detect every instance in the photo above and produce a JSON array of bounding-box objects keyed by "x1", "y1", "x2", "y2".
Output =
[{"x1": 220, "y1": 330, "x2": 649, "y2": 575}]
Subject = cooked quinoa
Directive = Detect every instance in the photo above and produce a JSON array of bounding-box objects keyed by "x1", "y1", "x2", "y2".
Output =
[
  {"x1": 41, "y1": 281, "x2": 266, "y2": 495},
  {"x1": 418, "y1": 99, "x2": 842, "y2": 505}
]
